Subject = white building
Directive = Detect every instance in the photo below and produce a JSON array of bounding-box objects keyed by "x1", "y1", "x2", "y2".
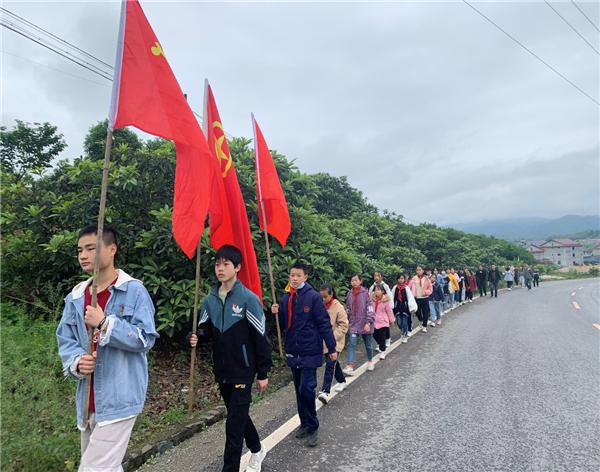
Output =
[{"x1": 528, "y1": 239, "x2": 584, "y2": 267}]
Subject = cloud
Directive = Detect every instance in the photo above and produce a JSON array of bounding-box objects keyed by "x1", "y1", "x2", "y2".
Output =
[{"x1": 2, "y1": 0, "x2": 598, "y2": 225}]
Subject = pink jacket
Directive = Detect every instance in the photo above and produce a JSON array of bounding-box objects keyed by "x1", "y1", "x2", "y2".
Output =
[
  {"x1": 409, "y1": 275, "x2": 433, "y2": 299},
  {"x1": 372, "y1": 298, "x2": 395, "y2": 329}
]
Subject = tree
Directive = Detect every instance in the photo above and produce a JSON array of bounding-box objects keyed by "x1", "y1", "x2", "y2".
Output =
[{"x1": 0, "y1": 120, "x2": 66, "y2": 178}]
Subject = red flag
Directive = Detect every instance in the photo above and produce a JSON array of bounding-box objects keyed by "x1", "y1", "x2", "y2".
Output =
[
  {"x1": 204, "y1": 81, "x2": 263, "y2": 300},
  {"x1": 252, "y1": 114, "x2": 291, "y2": 247},
  {"x1": 109, "y1": 0, "x2": 214, "y2": 258}
]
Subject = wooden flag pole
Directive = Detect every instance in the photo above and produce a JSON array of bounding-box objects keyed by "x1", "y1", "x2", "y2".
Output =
[
  {"x1": 260, "y1": 201, "x2": 284, "y2": 359},
  {"x1": 82, "y1": 125, "x2": 114, "y2": 428},
  {"x1": 252, "y1": 113, "x2": 284, "y2": 359},
  {"x1": 187, "y1": 241, "x2": 202, "y2": 415}
]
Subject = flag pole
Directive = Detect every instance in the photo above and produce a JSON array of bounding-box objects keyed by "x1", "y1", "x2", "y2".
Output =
[
  {"x1": 82, "y1": 124, "x2": 114, "y2": 428},
  {"x1": 252, "y1": 113, "x2": 284, "y2": 359},
  {"x1": 187, "y1": 90, "x2": 204, "y2": 415},
  {"x1": 187, "y1": 240, "x2": 202, "y2": 415}
]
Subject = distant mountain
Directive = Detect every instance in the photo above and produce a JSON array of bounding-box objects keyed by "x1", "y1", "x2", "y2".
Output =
[{"x1": 449, "y1": 215, "x2": 600, "y2": 241}]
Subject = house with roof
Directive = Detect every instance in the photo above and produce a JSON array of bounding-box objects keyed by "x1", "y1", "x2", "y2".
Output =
[{"x1": 528, "y1": 239, "x2": 584, "y2": 266}]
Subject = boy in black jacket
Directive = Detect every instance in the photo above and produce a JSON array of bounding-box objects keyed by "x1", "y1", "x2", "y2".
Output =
[{"x1": 190, "y1": 245, "x2": 272, "y2": 472}]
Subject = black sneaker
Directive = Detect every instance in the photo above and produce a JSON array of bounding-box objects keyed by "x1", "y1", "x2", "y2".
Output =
[
  {"x1": 295, "y1": 426, "x2": 309, "y2": 439},
  {"x1": 305, "y1": 430, "x2": 319, "y2": 447}
]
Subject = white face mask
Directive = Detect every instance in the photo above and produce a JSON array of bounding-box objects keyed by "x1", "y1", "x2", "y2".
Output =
[{"x1": 297, "y1": 282, "x2": 306, "y2": 290}]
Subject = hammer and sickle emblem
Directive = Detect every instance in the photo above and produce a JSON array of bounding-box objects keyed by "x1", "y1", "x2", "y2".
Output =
[
  {"x1": 151, "y1": 41, "x2": 165, "y2": 57},
  {"x1": 212, "y1": 121, "x2": 233, "y2": 177}
]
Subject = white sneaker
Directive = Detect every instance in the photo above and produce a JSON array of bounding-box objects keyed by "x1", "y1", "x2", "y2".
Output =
[
  {"x1": 343, "y1": 366, "x2": 354, "y2": 376},
  {"x1": 247, "y1": 444, "x2": 266, "y2": 472},
  {"x1": 428, "y1": 321, "x2": 435, "y2": 327},
  {"x1": 437, "y1": 320, "x2": 442, "y2": 326},
  {"x1": 375, "y1": 346, "x2": 381, "y2": 353},
  {"x1": 367, "y1": 361, "x2": 375, "y2": 371},
  {"x1": 422, "y1": 327, "x2": 427, "y2": 333},
  {"x1": 407, "y1": 330, "x2": 413, "y2": 337},
  {"x1": 334, "y1": 382, "x2": 346, "y2": 392},
  {"x1": 402, "y1": 336, "x2": 408, "y2": 343},
  {"x1": 386, "y1": 338, "x2": 391, "y2": 347},
  {"x1": 317, "y1": 391, "x2": 329, "y2": 405},
  {"x1": 379, "y1": 351, "x2": 386, "y2": 360}
]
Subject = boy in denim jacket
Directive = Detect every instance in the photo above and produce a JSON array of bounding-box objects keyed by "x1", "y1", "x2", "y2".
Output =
[{"x1": 56, "y1": 225, "x2": 158, "y2": 472}]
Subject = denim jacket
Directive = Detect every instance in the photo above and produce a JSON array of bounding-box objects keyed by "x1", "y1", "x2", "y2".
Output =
[{"x1": 56, "y1": 269, "x2": 158, "y2": 430}]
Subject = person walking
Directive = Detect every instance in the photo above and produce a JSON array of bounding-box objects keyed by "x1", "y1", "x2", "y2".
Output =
[
  {"x1": 533, "y1": 268, "x2": 540, "y2": 287},
  {"x1": 391, "y1": 273, "x2": 417, "y2": 343},
  {"x1": 191, "y1": 245, "x2": 272, "y2": 471},
  {"x1": 409, "y1": 266, "x2": 434, "y2": 333},
  {"x1": 518, "y1": 266, "x2": 525, "y2": 287},
  {"x1": 344, "y1": 274, "x2": 375, "y2": 375},
  {"x1": 524, "y1": 266, "x2": 533, "y2": 290},
  {"x1": 448, "y1": 268, "x2": 459, "y2": 308},
  {"x1": 476, "y1": 265, "x2": 488, "y2": 297},
  {"x1": 272, "y1": 262, "x2": 337, "y2": 448},
  {"x1": 368, "y1": 271, "x2": 394, "y2": 348},
  {"x1": 56, "y1": 225, "x2": 159, "y2": 472},
  {"x1": 488, "y1": 264, "x2": 501, "y2": 298},
  {"x1": 372, "y1": 284, "x2": 395, "y2": 359},
  {"x1": 465, "y1": 269, "x2": 477, "y2": 302},
  {"x1": 428, "y1": 274, "x2": 445, "y2": 326},
  {"x1": 503, "y1": 267, "x2": 514, "y2": 290},
  {"x1": 317, "y1": 284, "x2": 348, "y2": 405}
]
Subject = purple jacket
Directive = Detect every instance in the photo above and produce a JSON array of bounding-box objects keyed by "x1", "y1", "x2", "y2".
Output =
[{"x1": 346, "y1": 286, "x2": 375, "y2": 334}]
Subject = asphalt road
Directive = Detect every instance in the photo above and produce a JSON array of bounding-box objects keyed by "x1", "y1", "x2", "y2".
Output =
[
  {"x1": 262, "y1": 279, "x2": 600, "y2": 472},
  {"x1": 139, "y1": 279, "x2": 599, "y2": 472}
]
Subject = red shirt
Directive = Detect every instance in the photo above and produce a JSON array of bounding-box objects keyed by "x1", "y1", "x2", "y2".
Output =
[{"x1": 83, "y1": 279, "x2": 116, "y2": 414}]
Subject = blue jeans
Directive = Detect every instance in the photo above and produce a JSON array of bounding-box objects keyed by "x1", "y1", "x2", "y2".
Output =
[
  {"x1": 445, "y1": 293, "x2": 455, "y2": 310},
  {"x1": 347, "y1": 333, "x2": 373, "y2": 364},
  {"x1": 396, "y1": 313, "x2": 410, "y2": 336},
  {"x1": 321, "y1": 355, "x2": 345, "y2": 393},
  {"x1": 429, "y1": 301, "x2": 442, "y2": 321},
  {"x1": 292, "y1": 367, "x2": 318, "y2": 432}
]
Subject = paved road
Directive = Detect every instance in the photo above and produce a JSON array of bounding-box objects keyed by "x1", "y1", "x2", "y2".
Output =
[
  {"x1": 263, "y1": 279, "x2": 600, "y2": 472},
  {"x1": 139, "y1": 279, "x2": 599, "y2": 472}
]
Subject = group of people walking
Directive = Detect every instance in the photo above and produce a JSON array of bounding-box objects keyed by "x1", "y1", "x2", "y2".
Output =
[{"x1": 57, "y1": 224, "x2": 539, "y2": 472}]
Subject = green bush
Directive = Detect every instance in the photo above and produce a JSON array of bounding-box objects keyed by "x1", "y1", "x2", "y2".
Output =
[{"x1": 1, "y1": 120, "x2": 536, "y2": 341}]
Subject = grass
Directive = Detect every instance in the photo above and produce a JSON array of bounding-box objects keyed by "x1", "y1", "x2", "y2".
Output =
[
  {"x1": 1, "y1": 303, "x2": 292, "y2": 471},
  {"x1": 1, "y1": 307, "x2": 80, "y2": 472}
]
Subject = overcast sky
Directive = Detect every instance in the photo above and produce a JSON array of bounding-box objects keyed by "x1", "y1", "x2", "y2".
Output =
[{"x1": 2, "y1": 0, "x2": 599, "y2": 225}]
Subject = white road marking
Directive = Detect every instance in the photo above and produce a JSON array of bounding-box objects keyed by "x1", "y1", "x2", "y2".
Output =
[
  {"x1": 593, "y1": 323, "x2": 600, "y2": 331},
  {"x1": 572, "y1": 301, "x2": 581, "y2": 310},
  {"x1": 571, "y1": 292, "x2": 576, "y2": 297},
  {"x1": 238, "y1": 298, "x2": 479, "y2": 470}
]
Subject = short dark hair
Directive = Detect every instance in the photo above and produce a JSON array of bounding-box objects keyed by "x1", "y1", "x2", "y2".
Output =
[
  {"x1": 290, "y1": 261, "x2": 310, "y2": 275},
  {"x1": 396, "y1": 273, "x2": 405, "y2": 280},
  {"x1": 351, "y1": 273, "x2": 362, "y2": 281},
  {"x1": 374, "y1": 271, "x2": 382, "y2": 277},
  {"x1": 215, "y1": 245, "x2": 242, "y2": 267},
  {"x1": 78, "y1": 224, "x2": 118, "y2": 246}
]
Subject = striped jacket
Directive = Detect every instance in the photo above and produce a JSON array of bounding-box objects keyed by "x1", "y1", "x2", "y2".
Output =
[{"x1": 198, "y1": 280, "x2": 272, "y2": 384}]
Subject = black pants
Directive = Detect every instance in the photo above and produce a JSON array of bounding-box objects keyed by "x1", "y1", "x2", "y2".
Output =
[
  {"x1": 466, "y1": 290, "x2": 473, "y2": 301},
  {"x1": 477, "y1": 281, "x2": 487, "y2": 297},
  {"x1": 490, "y1": 282, "x2": 498, "y2": 297},
  {"x1": 506, "y1": 281, "x2": 513, "y2": 289},
  {"x1": 219, "y1": 382, "x2": 261, "y2": 472},
  {"x1": 321, "y1": 354, "x2": 345, "y2": 393},
  {"x1": 415, "y1": 298, "x2": 430, "y2": 327},
  {"x1": 533, "y1": 277, "x2": 539, "y2": 287},
  {"x1": 373, "y1": 327, "x2": 390, "y2": 352}
]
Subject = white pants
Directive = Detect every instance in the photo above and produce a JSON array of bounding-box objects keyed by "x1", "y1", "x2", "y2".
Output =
[{"x1": 79, "y1": 414, "x2": 137, "y2": 472}]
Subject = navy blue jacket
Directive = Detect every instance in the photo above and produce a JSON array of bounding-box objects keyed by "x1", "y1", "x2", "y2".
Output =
[{"x1": 278, "y1": 283, "x2": 336, "y2": 369}]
